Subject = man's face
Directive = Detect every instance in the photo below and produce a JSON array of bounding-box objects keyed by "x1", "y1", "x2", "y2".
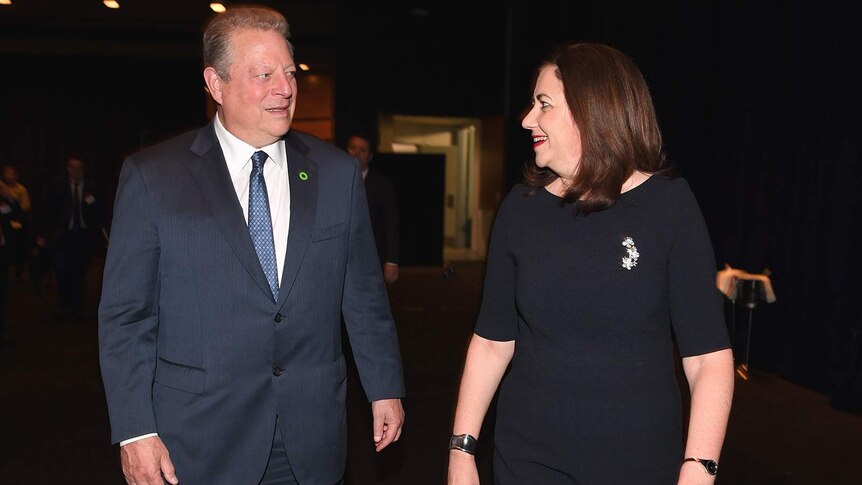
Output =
[
  {"x1": 67, "y1": 158, "x2": 85, "y2": 180},
  {"x1": 2, "y1": 167, "x2": 16, "y2": 184},
  {"x1": 209, "y1": 28, "x2": 297, "y2": 148},
  {"x1": 346, "y1": 136, "x2": 373, "y2": 172}
]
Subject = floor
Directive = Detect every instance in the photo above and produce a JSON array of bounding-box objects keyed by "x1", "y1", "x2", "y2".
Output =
[{"x1": 1, "y1": 261, "x2": 860, "y2": 484}]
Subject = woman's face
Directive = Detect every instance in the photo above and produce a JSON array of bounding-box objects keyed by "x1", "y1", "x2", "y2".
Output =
[{"x1": 521, "y1": 65, "x2": 582, "y2": 181}]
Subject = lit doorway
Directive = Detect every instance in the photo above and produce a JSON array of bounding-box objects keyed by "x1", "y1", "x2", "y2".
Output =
[{"x1": 378, "y1": 114, "x2": 504, "y2": 262}]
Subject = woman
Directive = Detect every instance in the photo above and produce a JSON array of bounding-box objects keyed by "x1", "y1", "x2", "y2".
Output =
[{"x1": 447, "y1": 43, "x2": 734, "y2": 485}]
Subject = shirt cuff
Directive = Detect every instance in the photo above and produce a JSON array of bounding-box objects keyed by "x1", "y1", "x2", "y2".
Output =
[{"x1": 120, "y1": 433, "x2": 159, "y2": 447}]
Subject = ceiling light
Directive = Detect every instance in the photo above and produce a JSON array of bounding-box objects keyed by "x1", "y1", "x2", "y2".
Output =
[
  {"x1": 210, "y1": 3, "x2": 226, "y2": 13},
  {"x1": 299, "y1": 64, "x2": 310, "y2": 71},
  {"x1": 103, "y1": 1, "x2": 120, "y2": 9}
]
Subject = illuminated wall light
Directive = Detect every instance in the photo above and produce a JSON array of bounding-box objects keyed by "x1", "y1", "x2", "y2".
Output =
[
  {"x1": 103, "y1": 0, "x2": 120, "y2": 9},
  {"x1": 298, "y1": 64, "x2": 310, "y2": 71},
  {"x1": 0, "y1": 0, "x2": 13, "y2": 5},
  {"x1": 210, "y1": 3, "x2": 226, "y2": 13}
]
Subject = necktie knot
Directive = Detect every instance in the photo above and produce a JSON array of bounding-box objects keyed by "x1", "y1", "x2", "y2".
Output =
[{"x1": 251, "y1": 151, "x2": 268, "y2": 173}]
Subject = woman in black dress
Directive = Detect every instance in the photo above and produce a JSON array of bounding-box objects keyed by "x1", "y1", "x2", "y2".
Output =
[{"x1": 447, "y1": 43, "x2": 734, "y2": 485}]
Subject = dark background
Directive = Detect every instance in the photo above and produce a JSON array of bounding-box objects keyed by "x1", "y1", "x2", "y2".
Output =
[
  {"x1": 1, "y1": 0, "x2": 860, "y2": 396},
  {"x1": 372, "y1": 153, "x2": 446, "y2": 266}
]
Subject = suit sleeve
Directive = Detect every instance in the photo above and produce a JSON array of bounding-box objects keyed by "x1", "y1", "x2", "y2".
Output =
[
  {"x1": 98, "y1": 158, "x2": 161, "y2": 444},
  {"x1": 342, "y1": 161, "x2": 406, "y2": 401}
]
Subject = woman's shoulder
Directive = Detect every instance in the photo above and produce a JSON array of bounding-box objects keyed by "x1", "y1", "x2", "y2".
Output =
[
  {"x1": 634, "y1": 174, "x2": 698, "y2": 202},
  {"x1": 489, "y1": 184, "x2": 539, "y2": 224}
]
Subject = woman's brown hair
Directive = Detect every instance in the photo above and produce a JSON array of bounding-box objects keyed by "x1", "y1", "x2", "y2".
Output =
[{"x1": 523, "y1": 43, "x2": 670, "y2": 214}]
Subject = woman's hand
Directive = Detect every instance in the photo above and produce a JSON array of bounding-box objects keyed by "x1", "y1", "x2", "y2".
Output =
[{"x1": 447, "y1": 450, "x2": 480, "y2": 485}]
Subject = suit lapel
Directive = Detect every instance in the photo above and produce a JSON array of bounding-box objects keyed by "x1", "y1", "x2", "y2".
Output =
[
  {"x1": 187, "y1": 122, "x2": 275, "y2": 302},
  {"x1": 277, "y1": 132, "x2": 318, "y2": 308}
]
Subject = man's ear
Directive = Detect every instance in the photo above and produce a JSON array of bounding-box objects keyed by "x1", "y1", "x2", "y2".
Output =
[{"x1": 203, "y1": 67, "x2": 224, "y2": 105}]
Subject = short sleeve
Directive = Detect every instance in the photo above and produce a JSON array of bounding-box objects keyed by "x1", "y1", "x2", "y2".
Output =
[
  {"x1": 668, "y1": 180, "x2": 731, "y2": 357},
  {"x1": 474, "y1": 193, "x2": 518, "y2": 341}
]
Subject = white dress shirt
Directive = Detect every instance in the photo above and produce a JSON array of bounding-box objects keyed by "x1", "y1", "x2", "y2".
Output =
[
  {"x1": 119, "y1": 115, "x2": 291, "y2": 447},
  {"x1": 214, "y1": 113, "x2": 291, "y2": 281}
]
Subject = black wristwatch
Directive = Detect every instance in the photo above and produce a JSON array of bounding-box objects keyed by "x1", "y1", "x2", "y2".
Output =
[
  {"x1": 448, "y1": 434, "x2": 478, "y2": 455},
  {"x1": 684, "y1": 457, "x2": 718, "y2": 475}
]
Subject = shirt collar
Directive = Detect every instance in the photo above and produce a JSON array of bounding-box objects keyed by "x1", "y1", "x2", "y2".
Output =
[{"x1": 213, "y1": 112, "x2": 286, "y2": 176}]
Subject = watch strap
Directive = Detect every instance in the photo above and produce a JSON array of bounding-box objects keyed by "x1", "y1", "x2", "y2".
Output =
[
  {"x1": 448, "y1": 433, "x2": 478, "y2": 455},
  {"x1": 684, "y1": 457, "x2": 718, "y2": 475}
]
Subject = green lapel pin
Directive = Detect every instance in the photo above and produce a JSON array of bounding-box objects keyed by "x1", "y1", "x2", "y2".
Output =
[{"x1": 298, "y1": 171, "x2": 309, "y2": 181}]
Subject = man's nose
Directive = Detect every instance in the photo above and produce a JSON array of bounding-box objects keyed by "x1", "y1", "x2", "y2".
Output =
[{"x1": 273, "y1": 72, "x2": 294, "y2": 97}]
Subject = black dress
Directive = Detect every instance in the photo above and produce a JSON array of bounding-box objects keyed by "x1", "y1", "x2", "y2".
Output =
[{"x1": 475, "y1": 176, "x2": 730, "y2": 484}]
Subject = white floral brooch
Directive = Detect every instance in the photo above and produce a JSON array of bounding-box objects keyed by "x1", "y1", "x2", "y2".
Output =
[{"x1": 621, "y1": 236, "x2": 639, "y2": 270}]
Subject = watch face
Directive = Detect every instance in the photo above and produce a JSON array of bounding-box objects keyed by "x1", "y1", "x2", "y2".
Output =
[{"x1": 705, "y1": 460, "x2": 718, "y2": 475}]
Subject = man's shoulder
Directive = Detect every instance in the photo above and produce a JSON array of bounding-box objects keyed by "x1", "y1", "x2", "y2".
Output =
[
  {"x1": 365, "y1": 169, "x2": 395, "y2": 189},
  {"x1": 127, "y1": 126, "x2": 208, "y2": 168}
]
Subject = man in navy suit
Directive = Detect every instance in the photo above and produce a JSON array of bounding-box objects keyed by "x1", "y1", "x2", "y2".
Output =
[{"x1": 99, "y1": 6, "x2": 405, "y2": 484}]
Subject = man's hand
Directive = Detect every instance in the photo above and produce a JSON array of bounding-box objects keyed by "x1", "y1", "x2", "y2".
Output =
[
  {"x1": 120, "y1": 436, "x2": 178, "y2": 484},
  {"x1": 371, "y1": 398, "x2": 404, "y2": 452},
  {"x1": 383, "y1": 263, "x2": 399, "y2": 285}
]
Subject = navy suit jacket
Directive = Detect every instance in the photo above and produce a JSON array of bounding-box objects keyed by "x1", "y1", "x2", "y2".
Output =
[{"x1": 99, "y1": 121, "x2": 405, "y2": 484}]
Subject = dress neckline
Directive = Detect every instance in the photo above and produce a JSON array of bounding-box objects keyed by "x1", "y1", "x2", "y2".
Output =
[{"x1": 540, "y1": 174, "x2": 658, "y2": 201}]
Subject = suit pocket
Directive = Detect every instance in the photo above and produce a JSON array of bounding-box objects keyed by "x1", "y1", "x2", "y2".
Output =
[
  {"x1": 154, "y1": 357, "x2": 207, "y2": 394},
  {"x1": 311, "y1": 220, "x2": 348, "y2": 242}
]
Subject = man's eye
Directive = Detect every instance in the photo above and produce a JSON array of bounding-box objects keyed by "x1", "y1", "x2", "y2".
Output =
[
  {"x1": 285, "y1": 70, "x2": 296, "y2": 78},
  {"x1": 257, "y1": 73, "x2": 270, "y2": 79}
]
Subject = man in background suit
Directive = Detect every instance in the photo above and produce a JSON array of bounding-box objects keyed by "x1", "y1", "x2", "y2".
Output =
[
  {"x1": 99, "y1": 6, "x2": 405, "y2": 484},
  {"x1": 346, "y1": 134, "x2": 400, "y2": 284},
  {"x1": 49, "y1": 155, "x2": 102, "y2": 320}
]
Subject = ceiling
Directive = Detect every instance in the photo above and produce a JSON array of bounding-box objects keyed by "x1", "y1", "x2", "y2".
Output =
[
  {"x1": 0, "y1": 0, "x2": 338, "y2": 70},
  {"x1": 0, "y1": 0, "x2": 336, "y2": 35}
]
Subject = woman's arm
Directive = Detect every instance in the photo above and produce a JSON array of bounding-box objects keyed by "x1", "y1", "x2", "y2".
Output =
[
  {"x1": 448, "y1": 333, "x2": 515, "y2": 484},
  {"x1": 678, "y1": 348, "x2": 734, "y2": 484}
]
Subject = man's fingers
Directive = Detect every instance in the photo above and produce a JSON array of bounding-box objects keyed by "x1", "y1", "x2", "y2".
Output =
[
  {"x1": 120, "y1": 436, "x2": 177, "y2": 485},
  {"x1": 161, "y1": 454, "x2": 179, "y2": 484},
  {"x1": 374, "y1": 413, "x2": 404, "y2": 451},
  {"x1": 371, "y1": 399, "x2": 404, "y2": 451},
  {"x1": 373, "y1": 412, "x2": 385, "y2": 443}
]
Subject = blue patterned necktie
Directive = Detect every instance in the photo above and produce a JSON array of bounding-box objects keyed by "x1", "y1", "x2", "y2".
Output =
[{"x1": 248, "y1": 150, "x2": 279, "y2": 300}]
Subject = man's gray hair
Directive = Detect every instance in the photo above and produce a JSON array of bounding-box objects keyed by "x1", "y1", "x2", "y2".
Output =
[{"x1": 203, "y1": 5, "x2": 293, "y2": 80}]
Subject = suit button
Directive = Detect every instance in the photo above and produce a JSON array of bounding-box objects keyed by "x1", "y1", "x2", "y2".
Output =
[
  {"x1": 272, "y1": 367, "x2": 283, "y2": 376},
  {"x1": 274, "y1": 313, "x2": 283, "y2": 322}
]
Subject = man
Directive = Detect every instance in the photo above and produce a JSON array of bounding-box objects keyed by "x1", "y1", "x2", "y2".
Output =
[
  {"x1": 346, "y1": 134, "x2": 400, "y2": 284},
  {"x1": 1, "y1": 165, "x2": 31, "y2": 281},
  {"x1": 50, "y1": 155, "x2": 102, "y2": 320},
  {"x1": 99, "y1": 7, "x2": 405, "y2": 484},
  {"x1": 0, "y1": 182, "x2": 24, "y2": 346}
]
